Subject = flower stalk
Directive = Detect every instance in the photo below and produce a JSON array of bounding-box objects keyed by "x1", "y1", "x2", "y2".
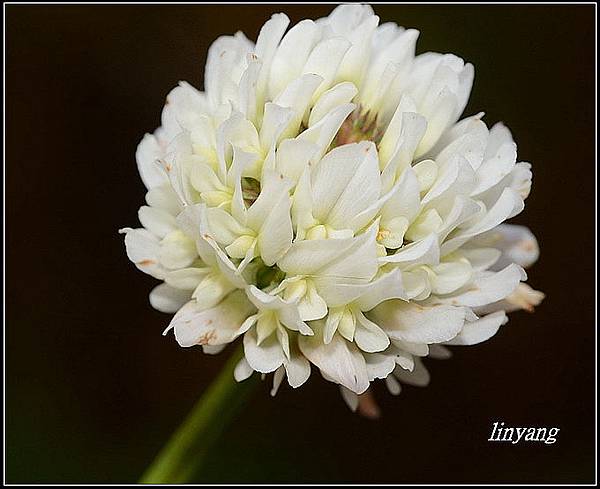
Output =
[{"x1": 139, "y1": 345, "x2": 257, "y2": 484}]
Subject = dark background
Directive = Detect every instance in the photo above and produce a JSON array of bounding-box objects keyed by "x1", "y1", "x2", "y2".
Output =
[{"x1": 5, "y1": 4, "x2": 596, "y2": 484}]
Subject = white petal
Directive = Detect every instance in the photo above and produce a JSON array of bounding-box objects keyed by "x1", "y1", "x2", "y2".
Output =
[
  {"x1": 136, "y1": 133, "x2": 167, "y2": 190},
  {"x1": 158, "y1": 230, "x2": 197, "y2": 270},
  {"x1": 358, "y1": 269, "x2": 409, "y2": 310},
  {"x1": 237, "y1": 56, "x2": 262, "y2": 123},
  {"x1": 279, "y1": 225, "x2": 378, "y2": 281},
  {"x1": 379, "y1": 95, "x2": 419, "y2": 167},
  {"x1": 381, "y1": 112, "x2": 427, "y2": 187},
  {"x1": 489, "y1": 224, "x2": 540, "y2": 269},
  {"x1": 393, "y1": 358, "x2": 430, "y2": 387},
  {"x1": 471, "y1": 140, "x2": 516, "y2": 195},
  {"x1": 327, "y1": 4, "x2": 374, "y2": 32},
  {"x1": 308, "y1": 82, "x2": 358, "y2": 126},
  {"x1": 245, "y1": 286, "x2": 312, "y2": 335},
  {"x1": 149, "y1": 283, "x2": 191, "y2": 313},
  {"x1": 270, "y1": 366, "x2": 286, "y2": 396},
  {"x1": 365, "y1": 352, "x2": 396, "y2": 381},
  {"x1": 441, "y1": 188, "x2": 524, "y2": 256},
  {"x1": 392, "y1": 348, "x2": 416, "y2": 370},
  {"x1": 162, "y1": 81, "x2": 210, "y2": 134},
  {"x1": 254, "y1": 13, "x2": 291, "y2": 104},
  {"x1": 385, "y1": 375, "x2": 402, "y2": 395},
  {"x1": 325, "y1": 268, "x2": 408, "y2": 310},
  {"x1": 380, "y1": 233, "x2": 440, "y2": 268},
  {"x1": 354, "y1": 311, "x2": 390, "y2": 353},
  {"x1": 461, "y1": 248, "x2": 501, "y2": 272},
  {"x1": 206, "y1": 207, "x2": 252, "y2": 246},
  {"x1": 243, "y1": 326, "x2": 286, "y2": 374},
  {"x1": 380, "y1": 166, "x2": 421, "y2": 223},
  {"x1": 138, "y1": 205, "x2": 178, "y2": 239},
  {"x1": 275, "y1": 138, "x2": 319, "y2": 184},
  {"x1": 302, "y1": 37, "x2": 351, "y2": 100},
  {"x1": 274, "y1": 74, "x2": 323, "y2": 139},
  {"x1": 311, "y1": 142, "x2": 381, "y2": 231},
  {"x1": 298, "y1": 103, "x2": 355, "y2": 159},
  {"x1": 202, "y1": 344, "x2": 226, "y2": 355},
  {"x1": 166, "y1": 290, "x2": 255, "y2": 347},
  {"x1": 234, "y1": 357, "x2": 255, "y2": 382},
  {"x1": 259, "y1": 102, "x2": 294, "y2": 149},
  {"x1": 121, "y1": 227, "x2": 166, "y2": 279},
  {"x1": 250, "y1": 172, "x2": 294, "y2": 266},
  {"x1": 392, "y1": 338, "x2": 429, "y2": 357},
  {"x1": 333, "y1": 13, "x2": 378, "y2": 85},
  {"x1": 179, "y1": 204, "x2": 248, "y2": 288},
  {"x1": 191, "y1": 272, "x2": 238, "y2": 310},
  {"x1": 370, "y1": 301, "x2": 467, "y2": 344},
  {"x1": 269, "y1": 19, "x2": 320, "y2": 98},
  {"x1": 438, "y1": 264, "x2": 526, "y2": 308},
  {"x1": 299, "y1": 322, "x2": 370, "y2": 394},
  {"x1": 445, "y1": 311, "x2": 508, "y2": 346},
  {"x1": 314, "y1": 224, "x2": 379, "y2": 281},
  {"x1": 145, "y1": 184, "x2": 182, "y2": 216},
  {"x1": 247, "y1": 170, "x2": 292, "y2": 228},
  {"x1": 361, "y1": 29, "x2": 419, "y2": 113},
  {"x1": 284, "y1": 343, "x2": 311, "y2": 388},
  {"x1": 428, "y1": 344, "x2": 452, "y2": 359},
  {"x1": 204, "y1": 33, "x2": 253, "y2": 109},
  {"x1": 297, "y1": 281, "x2": 328, "y2": 321},
  {"x1": 340, "y1": 386, "x2": 359, "y2": 412},
  {"x1": 429, "y1": 259, "x2": 473, "y2": 295}
]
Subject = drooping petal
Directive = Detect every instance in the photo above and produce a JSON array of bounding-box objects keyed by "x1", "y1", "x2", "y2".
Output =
[
  {"x1": 121, "y1": 227, "x2": 167, "y2": 279},
  {"x1": 299, "y1": 321, "x2": 370, "y2": 394},
  {"x1": 353, "y1": 310, "x2": 390, "y2": 353},
  {"x1": 243, "y1": 326, "x2": 286, "y2": 373},
  {"x1": 428, "y1": 344, "x2": 452, "y2": 359},
  {"x1": 149, "y1": 283, "x2": 192, "y2": 313},
  {"x1": 284, "y1": 341, "x2": 311, "y2": 388},
  {"x1": 166, "y1": 290, "x2": 256, "y2": 347},
  {"x1": 445, "y1": 311, "x2": 508, "y2": 346},
  {"x1": 393, "y1": 358, "x2": 430, "y2": 387},
  {"x1": 136, "y1": 133, "x2": 168, "y2": 190},
  {"x1": 340, "y1": 385, "x2": 359, "y2": 412},
  {"x1": 234, "y1": 357, "x2": 255, "y2": 382},
  {"x1": 487, "y1": 224, "x2": 540, "y2": 270},
  {"x1": 365, "y1": 352, "x2": 396, "y2": 381}
]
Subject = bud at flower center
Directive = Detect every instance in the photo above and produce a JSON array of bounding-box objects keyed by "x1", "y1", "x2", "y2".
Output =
[{"x1": 334, "y1": 108, "x2": 383, "y2": 147}]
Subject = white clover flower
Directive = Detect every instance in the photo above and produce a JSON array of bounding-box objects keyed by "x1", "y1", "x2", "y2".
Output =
[{"x1": 121, "y1": 5, "x2": 544, "y2": 412}]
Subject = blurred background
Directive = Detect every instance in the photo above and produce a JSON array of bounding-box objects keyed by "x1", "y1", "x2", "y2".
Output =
[{"x1": 5, "y1": 4, "x2": 596, "y2": 484}]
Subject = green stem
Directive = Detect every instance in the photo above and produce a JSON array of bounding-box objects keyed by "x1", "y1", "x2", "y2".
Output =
[{"x1": 139, "y1": 344, "x2": 258, "y2": 484}]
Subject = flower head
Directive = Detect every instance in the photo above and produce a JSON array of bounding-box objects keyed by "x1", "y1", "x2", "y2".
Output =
[{"x1": 121, "y1": 5, "x2": 544, "y2": 411}]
